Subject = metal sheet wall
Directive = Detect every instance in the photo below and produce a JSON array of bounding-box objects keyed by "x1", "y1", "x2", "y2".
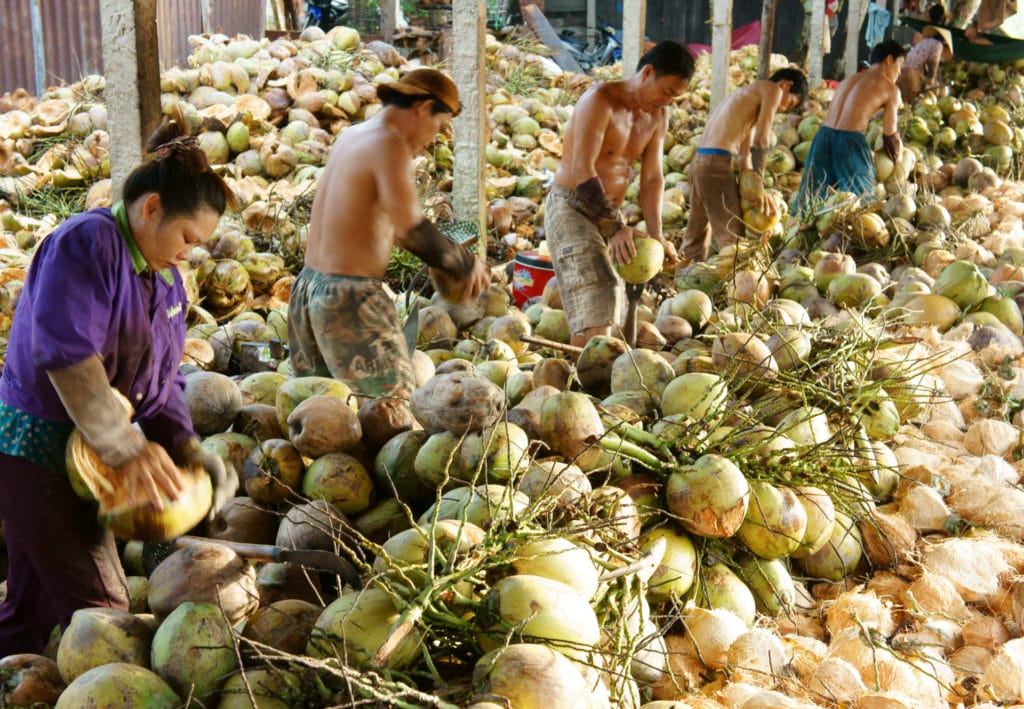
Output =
[
  {"x1": 0, "y1": 0, "x2": 267, "y2": 95},
  {"x1": 0, "y1": 0, "x2": 36, "y2": 96},
  {"x1": 0, "y1": 0, "x2": 104, "y2": 96}
]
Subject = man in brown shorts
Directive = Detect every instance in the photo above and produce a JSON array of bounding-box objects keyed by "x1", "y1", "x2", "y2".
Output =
[
  {"x1": 289, "y1": 69, "x2": 489, "y2": 399},
  {"x1": 545, "y1": 41, "x2": 693, "y2": 349},
  {"x1": 681, "y1": 68, "x2": 808, "y2": 262}
]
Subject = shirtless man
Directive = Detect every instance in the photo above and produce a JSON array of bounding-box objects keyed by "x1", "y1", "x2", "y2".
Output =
[
  {"x1": 289, "y1": 69, "x2": 489, "y2": 399},
  {"x1": 793, "y1": 40, "x2": 905, "y2": 218},
  {"x1": 681, "y1": 68, "x2": 808, "y2": 262},
  {"x1": 545, "y1": 41, "x2": 694, "y2": 349}
]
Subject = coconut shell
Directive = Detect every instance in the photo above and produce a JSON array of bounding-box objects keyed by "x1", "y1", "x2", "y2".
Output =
[
  {"x1": 275, "y1": 499, "x2": 354, "y2": 552},
  {"x1": 184, "y1": 371, "x2": 242, "y2": 435},
  {"x1": 357, "y1": 396, "x2": 415, "y2": 452},
  {"x1": 241, "y1": 599, "x2": 323, "y2": 656},
  {"x1": 233, "y1": 403, "x2": 284, "y2": 441},
  {"x1": 147, "y1": 541, "x2": 258, "y2": 623},
  {"x1": 205, "y1": 496, "x2": 278, "y2": 544},
  {"x1": 410, "y1": 371, "x2": 504, "y2": 435},
  {"x1": 859, "y1": 510, "x2": 917, "y2": 569},
  {"x1": 288, "y1": 395, "x2": 362, "y2": 458}
]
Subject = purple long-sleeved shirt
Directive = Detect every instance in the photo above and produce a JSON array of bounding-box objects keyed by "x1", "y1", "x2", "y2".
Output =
[{"x1": 0, "y1": 207, "x2": 196, "y2": 461}]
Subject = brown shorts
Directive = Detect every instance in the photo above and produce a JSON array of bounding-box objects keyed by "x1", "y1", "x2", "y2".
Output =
[
  {"x1": 287, "y1": 267, "x2": 415, "y2": 399},
  {"x1": 543, "y1": 185, "x2": 625, "y2": 336},
  {"x1": 681, "y1": 152, "x2": 743, "y2": 262}
]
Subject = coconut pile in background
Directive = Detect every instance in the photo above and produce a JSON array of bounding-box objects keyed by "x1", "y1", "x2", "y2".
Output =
[{"x1": 1, "y1": 25, "x2": 1024, "y2": 709}]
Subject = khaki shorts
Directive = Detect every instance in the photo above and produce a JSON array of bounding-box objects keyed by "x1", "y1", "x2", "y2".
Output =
[
  {"x1": 543, "y1": 185, "x2": 625, "y2": 336},
  {"x1": 288, "y1": 267, "x2": 415, "y2": 399}
]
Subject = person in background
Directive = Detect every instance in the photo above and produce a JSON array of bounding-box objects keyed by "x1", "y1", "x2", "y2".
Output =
[
  {"x1": 0, "y1": 110, "x2": 238, "y2": 655},
  {"x1": 951, "y1": 0, "x2": 1017, "y2": 43},
  {"x1": 681, "y1": 68, "x2": 808, "y2": 262},
  {"x1": 793, "y1": 40, "x2": 906, "y2": 217},
  {"x1": 288, "y1": 69, "x2": 488, "y2": 399},
  {"x1": 898, "y1": 25, "x2": 954, "y2": 102},
  {"x1": 544, "y1": 41, "x2": 693, "y2": 349}
]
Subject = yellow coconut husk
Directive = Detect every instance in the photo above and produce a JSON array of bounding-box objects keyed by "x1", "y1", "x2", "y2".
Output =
[
  {"x1": 828, "y1": 627, "x2": 878, "y2": 679},
  {"x1": 786, "y1": 634, "x2": 828, "y2": 682},
  {"x1": 876, "y1": 653, "x2": 951, "y2": 707},
  {"x1": 896, "y1": 484, "x2": 954, "y2": 534},
  {"x1": 949, "y1": 474, "x2": 1024, "y2": 541},
  {"x1": 824, "y1": 589, "x2": 896, "y2": 639},
  {"x1": 650, "y1": 631, "x2": 704, "y2": 700},
  {"x1": 726, "y1": 628, "x2": 791, "y2": 688},
  {"x1": 920, "y1": 534, "x2": 1012, "y2": 605},
  {"x1": 850, "y1": 693, "x2": 914, "y2": 709},
  {"x1": 807, "y1": 657, "x2": 867, "y2": 704},
  {"x1": 865, "y1": 570, "x2": 911, "y2": 606},
  {"x1": 891, "y1": 616, "x2": 962, "y2": 657},
  {"x1": 978, "y1": 637, "x2": 1024, "y2": 703},
  {"x1": 961, "y1": 615, "x2": 1010, "y2": 652},
  {"x1": 909, "y1": 569, "x2": 970, "y2": 618},
  {"x1": 860, "y1": 508, "x2": 918, "y2": 569},
  {"x1": 775, "y1": 613, "x2": 826, "y2": 642},
  {"x1": 949, "y1": 644, "x2": 993, "y2": 676},
  {"x1": 682, "y1": 603, "x2": 748, "y2": 670},
  {"x1": 918, "y1": 419, "x2": 965, "y2": 449}
]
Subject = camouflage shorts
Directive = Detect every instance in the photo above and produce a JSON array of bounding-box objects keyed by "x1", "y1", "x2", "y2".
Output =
[
  {"x1": 288, "y1": 267, "x2": 415, "y2": 400},
  {"x1": 544, "y1": 185, "x2": 625, "y2": 336}
]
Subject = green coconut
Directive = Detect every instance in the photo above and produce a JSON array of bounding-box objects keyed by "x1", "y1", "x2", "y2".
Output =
[
  {"x1": 307, "y1": 587, "x2": 422, "y2": 670},
  {"x1": 55, "y1": 663, "x2": 179, "y2": 709},
  {"x1": 56, "y1": 607, "x2": 153, "y2": 684},
  {"x1": 150, "y1": 602, "x2": 236, "y2": 704}
]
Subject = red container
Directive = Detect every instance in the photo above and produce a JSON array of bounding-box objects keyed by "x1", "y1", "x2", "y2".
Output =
[{"x1": 512, "y1": 250, "x2": 555, "y2": 307}]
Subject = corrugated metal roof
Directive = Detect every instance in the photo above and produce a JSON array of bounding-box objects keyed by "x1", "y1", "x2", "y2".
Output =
[
  {"x1": 0, "y1": 0, "x2": 267, "y2": 94},
  {"x1": 0, "y1": 0, "x2": 40, "y2": 96}
]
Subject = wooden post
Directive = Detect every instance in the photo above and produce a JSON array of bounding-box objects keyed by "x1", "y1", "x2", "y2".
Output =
[
  {"x1": 586, "y1": 0, "x2": 596, "y2": 42},
  {"x1": 710, "y1": 0, "x2": 732, "y2": 110},
  {"x1": 381, "y1": 0, "x2": 397, "y2": 44},
  {"x1": 451, "y1": 0, "x2": 487, "y2": 251},
  {"x1": 845, "y1": 0, "x2": 867, "y2": 78},
  {"x1": 622, "y1": 0, "x2": 646, "y2": 76},
  {"x1": 757, "y1": 0, "x2": 777, "y2": 79},
  {"x1": 808, "y1": 0, "x2": 827, "y2": 87},
  {"x1": 100, "y1": 0, "x2": 162, "y2": 200}
]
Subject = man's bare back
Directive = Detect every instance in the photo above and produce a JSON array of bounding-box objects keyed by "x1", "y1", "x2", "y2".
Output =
[
  {"x1": 699, "y1": 80, "x2": 785, "y2": 157},
  {"x1": 824, "y1": 65, "x2": 902, "y2": 134},
  {"x1": 554, "y1": 82, "x2": 671, "y2": 204},
  {"x1": 303, "y1": 118, "x2": 410, "y2": 278}
]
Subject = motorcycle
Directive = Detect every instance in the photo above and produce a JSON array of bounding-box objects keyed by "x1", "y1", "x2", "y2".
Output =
[
  {"x1": 304, "y1": 0, "x2": 350, "y2": 31},
  {"x1": 558, "y1": 24, "x2": 622, "y2": 73}
]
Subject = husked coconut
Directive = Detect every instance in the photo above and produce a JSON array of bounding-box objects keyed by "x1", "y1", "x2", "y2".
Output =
[
  {"x1": 920, "y1": 535, "x2": 1012, "y2": 604},
  {"x1": 964, "y1": 419, "x2": 1018, "y2": 458},
  {"x1": 825, "y1": 589, "x2": 896, "y2": 638},
  {"x1": 807, "y1": 657, "x2": 866, "y2": 704},
  {"x1": 978, "y1": 637, "x2": 1024, "y2": 703}
]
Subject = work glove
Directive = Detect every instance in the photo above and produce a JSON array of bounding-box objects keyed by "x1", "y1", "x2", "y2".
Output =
[
  {"x1": 750, "y1": 146, "x2": 770, "y2": 175},
  {"x1": 180, "y1": 440, "x2": 239, "y2": 523},
  {"x1": 882, "y1": 132, "x2": 902, "y2": 163}
]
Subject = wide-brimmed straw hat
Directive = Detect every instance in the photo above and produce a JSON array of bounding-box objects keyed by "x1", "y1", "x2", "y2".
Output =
[
  {"x1": 376, "y1": 69, "x2": 461, "y2": 116},
  {"x1": 923, "y1": 25, "x2": 955, "y2": 58}
]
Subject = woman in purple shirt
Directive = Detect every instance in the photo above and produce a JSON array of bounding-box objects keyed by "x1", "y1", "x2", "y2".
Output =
[{"x1": 0, "y1": 112, "x2": 238, "y2": 655}]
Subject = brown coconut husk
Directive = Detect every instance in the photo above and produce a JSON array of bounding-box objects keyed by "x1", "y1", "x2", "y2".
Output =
[
  {"x1": 860, "y1": 509, "x2": 918, "y2": 569},
  {"x1": 962, "y1": 615, "x2": 1011, "y2": 651},
  {"x1": 903, "y1": 570, "x2": 973, "y2": 621}
]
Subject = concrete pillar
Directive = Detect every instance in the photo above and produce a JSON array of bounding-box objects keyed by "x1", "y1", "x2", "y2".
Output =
[
  {"x1": 808, "y1": 0, "x2": 827, "y2": 87},
  {"x1": 845, "y1": 0, "x2": 867, "y2": 78},
  {"x1": 622, "y1": 0, "x2": 646, "y2": 77},
  {"x1": 587, "y1": 0, "x2": 596, "y2": 42},
  {"x1": 451, "y1": 0, "x2": 487, "y2": 247},
  {"x1": 710, "y1": 0, "x2": 732, "y2": 110},
  {"x1": 100, "y1": 0, "x2": 162, "y2": 200}
]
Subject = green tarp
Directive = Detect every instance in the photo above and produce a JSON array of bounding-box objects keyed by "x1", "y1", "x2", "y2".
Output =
[{"x1": 900, "y1": 16, "x2": 1024, "y2": 63}]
